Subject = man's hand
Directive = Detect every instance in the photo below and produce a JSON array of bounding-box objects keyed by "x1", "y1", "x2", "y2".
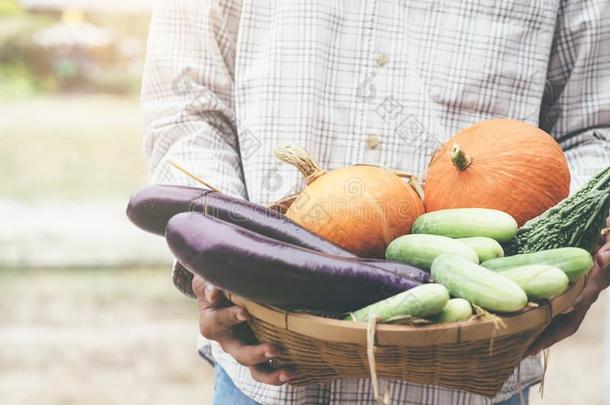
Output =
[
  {"x1": 192, "y1": 275, "x2": 297, "y2": 385},
  {"x1": 527, "y1": 217, "x2": 610, "y2": 356}
]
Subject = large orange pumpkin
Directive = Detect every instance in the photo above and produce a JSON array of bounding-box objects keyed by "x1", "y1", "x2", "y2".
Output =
[
  {"x1": 424, "y1": 119, "x2": 570, "y2": 226},
  {"x1": 276, "y1": 145, "x2": 424, "y2": 258}
]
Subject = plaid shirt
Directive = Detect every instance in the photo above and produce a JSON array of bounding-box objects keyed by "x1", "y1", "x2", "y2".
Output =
[{"x1": 141, "y1": 0, "x2": 610, "y2": 403}]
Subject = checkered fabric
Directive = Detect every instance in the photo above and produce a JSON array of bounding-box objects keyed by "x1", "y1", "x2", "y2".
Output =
[{"x1": 141, "y1": 0, "x2": 610, "y2": 403}]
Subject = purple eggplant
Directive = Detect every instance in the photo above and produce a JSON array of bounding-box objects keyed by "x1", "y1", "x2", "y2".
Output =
[
  {"x1": 127, "y1": 185, "x2": 430, "y2": 283},
  {"x1": 126, "y1": 185, "x2": 347, "y2": 255},
  {"x1": 166, "y1": 212, "x2": 425, "y2": 312}
]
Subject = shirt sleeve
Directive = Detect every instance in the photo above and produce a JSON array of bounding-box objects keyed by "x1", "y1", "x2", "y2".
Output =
[
  {"x1": 141, "y1": 0, "x2": 246, "y2": 298},
  {"x1": 540, "y1": 0, "x2": 610, "y2": 192}
]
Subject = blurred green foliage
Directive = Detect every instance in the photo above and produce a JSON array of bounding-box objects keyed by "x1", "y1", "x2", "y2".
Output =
[
  {"x1": 0, "y1": 0, "x2": 23, "y2": 16},
  {"x1": 0, "y1": 14, "x2": 52, "y2": 62},
  {"x1": 0, "y1": 8, "x2": 149, "y2": 99},
  {"x1": 0, "y1": 12, "x2": 56, "y2": 98},
  {"x1": 0, "y1": 61, "x2": 56, "y2": 99}
]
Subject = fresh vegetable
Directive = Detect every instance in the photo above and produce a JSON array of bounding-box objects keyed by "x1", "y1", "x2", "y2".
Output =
[
  {"x1": 126, "y1": 184, "x2": 430, "y2": 283},
  {"x1": 386, "y1": 234, "x2": 479, "y2": 270},
  {"x1": 411, "y1": 208, "x2": 518, "y2": 242},
  {"x1": 127, "y1": 185, "x2": 212, "y2": 236},
  {"x1": 507, "y1": 166, "x2": 610, "y2": 255},
  {"x1": 482, "y1": 247, "x2": 593, "y2": 281},
  {"x1": 126, "y1": 184, "x2": 347, "y2": 254},
  {"x1": 166, "y1": 212, "x2": 428, "y2": 312},
  {"x1": 360, "y1": 260, "x2": 432, "y2": 283},
  {"x1": 431, "y1": 255, "x2": 528, "y2": 313},
  {"x1": 497, "y1": 265, "x2": 569, "y2": 300},
  {"x1": 431, "y1": 298, "x2": 473, "y2": 323},
  {"x1": 424, "y1": 119, "x2": 570, "y2": 226},
  {"x1": 345, "y1": 284, "x2": 449, "y2": 322},
  {"x1": 275, "y1": 145, "x2": 424, "y2": 258},
  {"x1": 458, "y1": 237, "x2": 504, "y2": 262}
]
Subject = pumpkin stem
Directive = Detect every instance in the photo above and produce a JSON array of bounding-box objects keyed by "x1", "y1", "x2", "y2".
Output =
[
  {"x1": 451, "y1": 143, "x2": 472, "y2": 171},
  {"x1": 274, "y1": 144, "x2": 326, "y2": 184}
]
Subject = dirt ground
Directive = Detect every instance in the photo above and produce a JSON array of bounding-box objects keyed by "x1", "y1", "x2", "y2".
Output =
[
  {"x1": 0, "y1": 268, "x2": 215, "y2": 405},
  {"x1": 0, "y1": 268, "x2": 607, "y2": 405}
]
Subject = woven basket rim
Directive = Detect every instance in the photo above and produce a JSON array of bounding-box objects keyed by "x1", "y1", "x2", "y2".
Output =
[{"x1": 228, "y1": 277, "x2": 583, "y2": 347}]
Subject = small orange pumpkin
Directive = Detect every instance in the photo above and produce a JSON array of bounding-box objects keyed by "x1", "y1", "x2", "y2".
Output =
[
  {"x1": 424, "y1": 119, "x2": 570, "y2": 226},
  {"x1": 276, "y1": 145, "x2": 424, "y2": 258}
]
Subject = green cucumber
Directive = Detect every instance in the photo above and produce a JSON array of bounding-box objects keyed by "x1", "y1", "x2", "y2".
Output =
[
  {"x1": 412, "y1": 208, "x2": 518, "y2": 242},
  {"x1": 497, "y1": 265, "x2": 569, "y2": 300},
  {"x1": 386, "y1": 234, "x2": 479, "y2": 271},
  {"x1": 482, "y1": 247, "x2": 593, "y2": 281},
  {"x1": 431, "y1": 254, "x2": 527, "y2": 313},
  {"x1": 431, "y1": 298, "x2": 473, "y2": 323},
  {"x1": 458, "y1": 237, "x2": 504, "y2": 262},
  {"x1": 345, "y1": 283, "x2": 449, "y2": 322}
]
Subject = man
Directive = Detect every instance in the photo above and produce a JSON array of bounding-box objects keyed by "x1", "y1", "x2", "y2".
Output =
[{"x1": 141, "y1": 0, "x2": 610, "y2": 403}]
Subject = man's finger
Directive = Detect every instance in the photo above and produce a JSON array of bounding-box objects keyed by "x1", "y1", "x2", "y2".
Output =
[
  {"x1": 192, "y1": 275, "x2": 210, "y2": 299},
  {"x1": 249, "y1": 363, "x2": 297, "y2": 386},
  {"x1": 529, "y1": 225, "x2": 610, "y2": 355},
  {"x1": 526, "y1": 307, "x2": 587, "y2": 356},
  {"x1": 565, "y1": 249, "x2": 610, "y2": 312},
  {"x1": 597, "y1": 248, "x2": 610, "y2": 269},
  {"x1": 599, "y1": 216, "x2": 610, "y2": 246},
  {"x1": 574, "y1": 251, "x2": 610, "y2": 307},
  {"x1": 192, "y1": 275, "x2": 224, "y2": 305},
  {"x1": 221, "y1": 340, "x2": 282, "y2": 367},
  {"x1": 199, "y1": 305, "x2": 249, "y2": 340}
]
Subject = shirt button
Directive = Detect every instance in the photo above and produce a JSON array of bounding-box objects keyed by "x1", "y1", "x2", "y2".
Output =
[
  {"x1": 375, "y1": 52, "x2": 389, "y2": 67},
  {"x1": 367, "y1": 134, "x2": 380, "y2": 149}
]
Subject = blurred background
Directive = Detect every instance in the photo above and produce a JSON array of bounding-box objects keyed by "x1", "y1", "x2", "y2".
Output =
[
  {"x1": 0, "y1": 1, "x2": 607, "y2": 404},
  {"x1": 1, "y1": 1, "x2": 215, "y2": 403}
]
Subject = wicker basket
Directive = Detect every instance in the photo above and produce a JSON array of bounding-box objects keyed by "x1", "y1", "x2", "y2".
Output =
[{"x1": 226, "y1": 194, "x2": 585, "y2": 398}]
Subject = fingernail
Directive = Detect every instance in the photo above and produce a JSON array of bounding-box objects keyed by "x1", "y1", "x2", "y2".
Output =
[
  {"x1": 236, "y1": 310, "x2": 248, "y2": 321},
  {"x1": 264, "y1": 351, "x2": 278, "y2": 359},
  {"x1": 204, "y1": 285, "x2": 215, "y2": 302},
  {"x1": 279, "y1": 373, "x2": 293, "y2": 383}
]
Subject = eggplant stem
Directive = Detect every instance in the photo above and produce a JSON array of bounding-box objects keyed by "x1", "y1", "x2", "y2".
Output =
[
  {"x1": 451, "y1": 143, "x2": 472, "y2": 171},
  {"x1": 168, "y1": 160, "x2": 222, "y2": 192},
  {"x1": 274, "y1": 144, "x2": 326, "y2": 184}
]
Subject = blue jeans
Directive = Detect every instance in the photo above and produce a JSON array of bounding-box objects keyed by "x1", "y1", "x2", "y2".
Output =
[
  {"x1": 213, "y1": 366, "x2": 261, "y2": 405},
  {"x1": 605, "y1": 298, "x2": 610, "y2": 405},
  {"x1": 497, "y1": 388, "x2": 530, "y2": 405},
  {"x1": 213, "y1": 365, "x2": 529, "y2": 405}
]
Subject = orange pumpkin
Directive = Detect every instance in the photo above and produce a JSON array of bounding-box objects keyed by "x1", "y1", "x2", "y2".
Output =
[
  {"x1": 424, "y1": 119, "x2": 570, "y2": 226},
  {"x1": 276, "y1": 146, "x2": 424, "y2": 258}
]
